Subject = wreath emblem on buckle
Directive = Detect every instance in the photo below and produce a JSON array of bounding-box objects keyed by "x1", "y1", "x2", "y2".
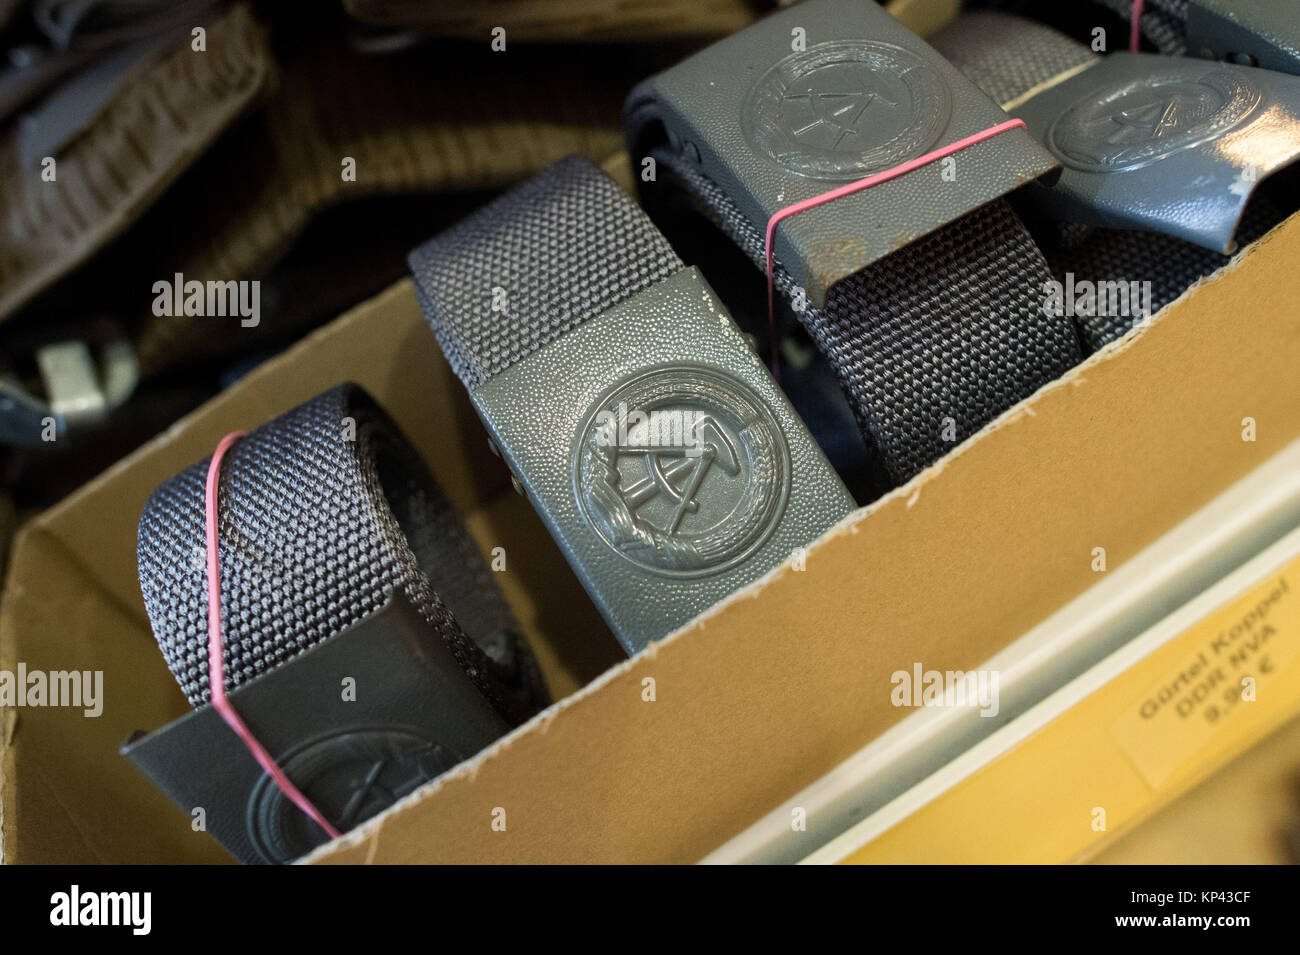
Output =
[
  {"x1": 574, "y1": 366, "x2": 790, "y2": 577},
  {"x1": 1049, "y1": 68, "x2": 1260, "y2": 172},
  {"x1": 742, "y1": 40, "x2": 951, "y2": 180},
  {"x1": 247, "y1": 728, "x2": 460, "y2": 864}
]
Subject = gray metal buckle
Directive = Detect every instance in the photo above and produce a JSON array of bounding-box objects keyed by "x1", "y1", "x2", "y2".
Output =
[
  {"x1": 469, "y1": 266, "x2": 855, "y2": 655},
  {"x1": 1187, "y1": 0, "x2": 1300, "y2": 76},
  {"x1": 1012, "y1": 52, "x2": 1300, "y2": 254},
  {"x1": 624, "y1": 0, "x2": 1059, "y2": 306},
  {"x1": 123, "y1": 591, "x2": 509, "y2": 865}
]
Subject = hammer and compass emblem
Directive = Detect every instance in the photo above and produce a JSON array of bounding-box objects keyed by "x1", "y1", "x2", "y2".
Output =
[
  {"x1": 248, "y1": 729, "x2": 460, "y2": 864},
  {"x1": 610, "y1": 412, "x2": 741, "y2": 537},
  {"x1": 1050, "y1": 69, "x2": 1260, "y2": 171},
  {"x1": 782, "y1": 84, "x2": 899, "y2": 152},
  {"x1": 1091, "y1": 97, "x2": 1185, "y2": 143},
  {"x1": 743, "y1": 40, "x2": 951, "y2": 180},
  {"x1": 575, "y1": 366, "x2": 790, "y2": 577}
]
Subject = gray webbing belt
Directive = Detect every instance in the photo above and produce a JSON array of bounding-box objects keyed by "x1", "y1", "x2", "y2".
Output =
[
  {"x1": 407, "y1": 156, "x2": 684, "y2": 390},
  {"x1": 1042, "y1": 200, "x2": 1285, "y2": 350},
  {"x1": 1093, "y1": 0, "x2": 1191, "y2": 54},
  {"x1": 931, "y1": 10, "x2": 1292, "y2": 351},
  {"x1": 653, "y1": 151, "x2": 1081, "y2": 482},
  {"x1": 408, "y1": 155, "x2": 856, "y2": 655},
  {"x1": 618, "y1": 0, "x2": 1091, "y2": 487},
  {"x1": 624, "y1": 0, "x2": 1092, "y2": 486},
  {"x1": 137, "y1": 383, "x2": 545, "y2": 724},
  {"x1": 930, "y1": 10, "x2": 1098, "y2": 105}
]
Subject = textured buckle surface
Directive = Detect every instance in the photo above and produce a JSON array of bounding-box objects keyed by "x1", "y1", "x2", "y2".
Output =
[
  {"x1": 470, "y1": 266, "x2": 854, "y2": 655},
  {"x1": 122, "y1": 593, "x2": 509, "y2": 864},
  {"x1": 1013, "y1": 52, "x2": 1300, "y2": 253},
  {"x1": 625, "y1": 0, "x2": 1058, "y2": 306},
  {"x1": 1187, "y1": 0, "x2": 1300, "y2": 76}
]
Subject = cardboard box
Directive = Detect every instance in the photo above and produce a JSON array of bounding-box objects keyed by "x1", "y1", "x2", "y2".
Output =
[{"x1": 3, "y1": 202, "x2": 1299, "y2": 863}]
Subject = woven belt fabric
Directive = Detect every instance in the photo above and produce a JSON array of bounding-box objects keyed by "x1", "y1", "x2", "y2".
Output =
[
  {"x1": 1094, "y1": 0, "x2": 1190, "y2": 54},
  {"x1": 929, "y1": 10, "x2": 1098, "y2": 106},
  {"x1": 137, "y1": 383, "x2": 545, "y2": 724},
  {"x1": 931, "y1": 10, "x2": 1291, "y2": 351},
  {"x1": 1044, "y1": 195, "x2": 1286, "y2": 350},
  {"x1": 968, "y1": 1, "x2": 1189, "y2": 55},
  {"x1": 651, "y1": 149, "x2": 1082, "y2": 484},
  {"x1": 408, "y1": 155, "x2": 857, "y2": 654},
  {"x1": 408, "y1": 154, "x2": 683, "y2": 387}
]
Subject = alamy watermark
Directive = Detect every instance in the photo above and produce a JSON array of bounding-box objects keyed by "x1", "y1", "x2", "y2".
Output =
[
  {"x1": 50, "y1": 886, "x2": 150, "y2": 935},
  {"x1": 594, "y1": 402, "x2": 706, "y2": 457},
  {"x1": 1042, "y1": 273, "x2": 1152, "y2": 321},
  {"x1": 152, "y1": 272, "x2": 260, "y2": 327},
  {"x1": 0, "y1": 665, "x2": 102, "y2": 717},
  {"x1": 891, "y1": 663, "x2": 1000, "y2": 717}
]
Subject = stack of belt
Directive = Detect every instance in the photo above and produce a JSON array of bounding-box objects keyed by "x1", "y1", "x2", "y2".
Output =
[
  {"x1": 409, "y1": 155, "x2": 856, "y2": 655},
  {"x1": 137, "y1": 383, "x2": 546, "y2": 722},
  {"x1": 930, "y1": 9, "x2": 1300, "y2": 350},
  {"x1": 625, "y1": 0, "x2": 1083, "y2": 487}
]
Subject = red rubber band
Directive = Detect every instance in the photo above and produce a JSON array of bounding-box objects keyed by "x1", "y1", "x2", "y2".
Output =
[
  {"x1": 1131, "y1": 0, "x2": 1144, "y2": 52},
  {"x1": 763, "y1": 117, "x2": 1029, "y2": 379},
  {"x1": 205, "y1": 430, "x2": 342, "y2": 841}
]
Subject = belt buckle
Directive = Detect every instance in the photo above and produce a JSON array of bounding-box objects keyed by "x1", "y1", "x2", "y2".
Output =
[
  {"x1": 122, "y1": 592, "x2": 510, "y2": 865},
  {"x1": 1012, "y1": 52, "x2": 1300, "y2": 253},
  {"x1": 468, "y1": 265, "x2": 854, "y2": 655},
  {"x1": 624, "y1": 0, "x2": 1059, "y2": 306}
]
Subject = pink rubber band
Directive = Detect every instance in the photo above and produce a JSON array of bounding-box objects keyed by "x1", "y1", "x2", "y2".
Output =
[
  {"x1": 763, "y1": 117, "x2": 1029, "y2": 377},
  {"x1": 205, "y1": 430, "x2": 342, "y2": 841},
  {"x1": 1131, "y1": 0, "x2": 1144, "y2": 52}
]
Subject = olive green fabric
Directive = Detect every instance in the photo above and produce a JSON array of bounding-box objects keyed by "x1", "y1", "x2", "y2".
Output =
[
  {"x1": 341, "y1": 0, "x2": 761, "y2": 42},
  {"x1": 129, "y1": 38, "x2": 634, "y2": 375},
  {"x1": 0, "y1": 4, "x2": 270, "y2": 322}
]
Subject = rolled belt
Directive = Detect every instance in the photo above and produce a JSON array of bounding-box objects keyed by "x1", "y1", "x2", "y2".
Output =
[
  {"x1": 648, "y1": 155, "x2": 1078, "y2": 482},
  {"x1": 624, "y1": 0, "x2": 1084, "y2": 486},
  {"x1": 137, "y1": 382, "x2": 545, "y2": 724},
  {"x1": 931, "y1": 10, "x2": 1300, "y2": 350},
  {"x1": 409, "y1": 155, "x2": 856, "y2": 655}
]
